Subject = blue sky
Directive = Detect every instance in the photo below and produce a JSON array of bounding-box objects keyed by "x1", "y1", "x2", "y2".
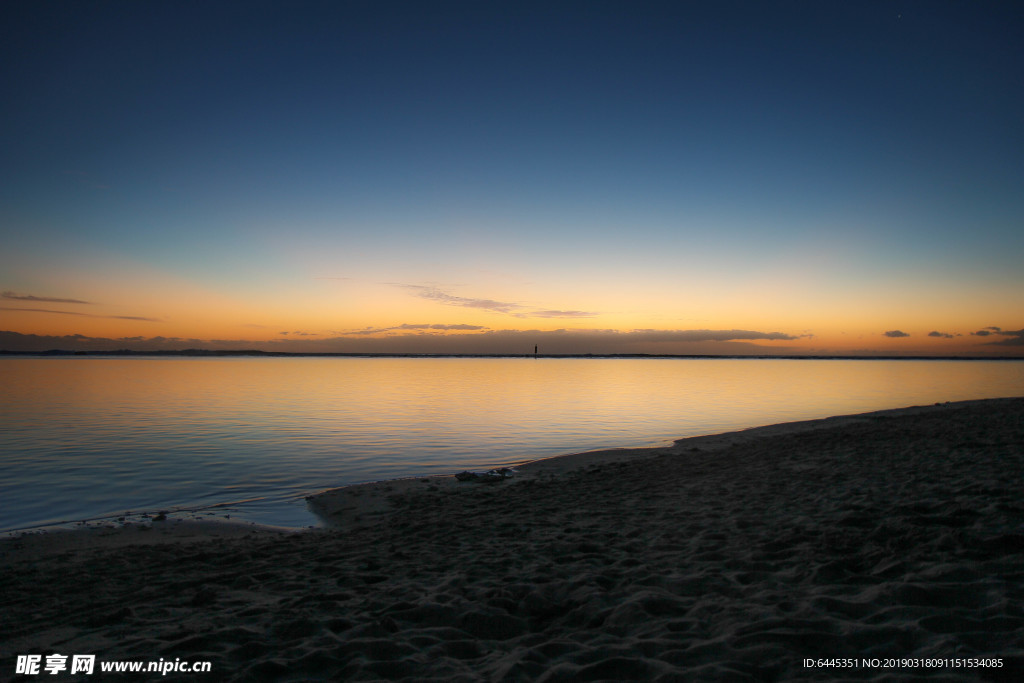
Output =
[{"x1": 2, "y1": 1, "x2": 1022, "y2": 354}]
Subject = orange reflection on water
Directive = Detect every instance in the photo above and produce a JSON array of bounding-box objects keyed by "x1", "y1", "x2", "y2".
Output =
[{"x1": 3, "y1": 356, "x2": 1023, "y2": 532}]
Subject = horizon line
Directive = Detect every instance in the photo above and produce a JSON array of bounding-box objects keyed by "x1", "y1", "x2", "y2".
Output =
[{"x1": 2, "y1": 349, "x2": 1023, "y2": 362}]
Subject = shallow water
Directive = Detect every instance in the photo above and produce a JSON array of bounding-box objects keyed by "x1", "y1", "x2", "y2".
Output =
[{"x1": 2, "y1": 356, "x2": 1021, "y2": 531}]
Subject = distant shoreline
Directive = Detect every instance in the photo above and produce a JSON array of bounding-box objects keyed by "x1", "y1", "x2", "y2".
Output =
[{"x1": 2, "y1": 349, "x2": 1023, "y2": 361}]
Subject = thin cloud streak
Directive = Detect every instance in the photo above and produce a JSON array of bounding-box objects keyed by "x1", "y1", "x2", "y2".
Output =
[
  {"x1": 531, "y1": 310, "x2": 597, "y2": 319},
  {"x1": 626, "y1": 329, "x2": 804, "y2": 342},
  {"x1": 1, "y1": 307, "x2": 92, "y2": 316},
  {"x1": 403, "y1": 285, "x2": 523, "y2": 314},
  {"x1": 3, "y1": 291, "x2": 91, "y2": 304},
  {"x1": 347, "y1": 323, "x2": 489, "y2": 336},
  {"x1": 395, "y1": 284, "x2": 599, "y2": 319},
  {"x1": 0, "y1": 307, "x2": 160, "y2": 322}
]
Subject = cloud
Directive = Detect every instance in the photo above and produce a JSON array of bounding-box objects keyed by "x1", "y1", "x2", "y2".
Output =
[
  {"x1": 1, "y1": 306, "x2": 90, "y2": 316},
  {"x1": 312, "y1": 327, "x2": 805, "y2": 354},
  {"x1": 626, "y1": 329, "x2": 805, "y2": 342},
  {"x1": 399, "y1": 323, "x2": 486, "y2": 331},
  {"x1": 984, "y1": 328, "x2": 1024, "y2": 346},
  {"x1": 347, "y1": 323, "x2": 489, "y2": 336},
  {"x1": 0, "y1": 326, "x2": 804, "y2": 355},
  {"x1": 927, "y1": 331, "x2": 954, "y2": 338},
  {"x1": 403, "y1": 285, "x2": 523, "y2": 314},
  {"x1": 24, "y1": 325, "x2": 1024, "y2": 356},
  {"x1": 339, "y1": 327, "x2": 794, "y2": 348},
  {"x1": 530, "y1": 310, "x2": 598, "y2": 318},
  {"x1": 883, "y1": 330, "x2": 910, "y2": 338},
  {"x1": 348, "y1": 328, "x2": 804, "y2": 355},
  {"x1": 395, "y1": 284, "x2": 602, "y2": 320},
  {"x1": 3, "y1": 291, "x2": 91, "y2": 304},
  {"x1": 0, "y1": 306, "x2": 160, "y2": 322}
]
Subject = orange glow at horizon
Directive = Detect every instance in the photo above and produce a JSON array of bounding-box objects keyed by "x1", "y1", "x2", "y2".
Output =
[{"x1": 3, "y1": 260, "x2": 1022, "y2": 355}]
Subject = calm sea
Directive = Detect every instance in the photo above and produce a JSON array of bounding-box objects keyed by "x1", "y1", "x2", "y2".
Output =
[{"x1": 2, "y1": 357, "x2": 1022, "y2": 532}]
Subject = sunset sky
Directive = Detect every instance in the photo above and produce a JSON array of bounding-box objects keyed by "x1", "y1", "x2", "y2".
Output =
[{"x1": 2, "y1": 1, "x2": 1022, "y2": 355}]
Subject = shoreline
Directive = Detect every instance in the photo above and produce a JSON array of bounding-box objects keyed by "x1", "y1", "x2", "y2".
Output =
[
  {"x1": 306, "y1": 396, "x2": 1019, "y2": 534},
  {"x1": 3, "y1": 397, "x2": 1019, "y2": 557},
  {"x1": 3, "y1": 397, "x2": 1023, "y2": 680},
  {"x1": 0, "y1": 399, "x2": 973, "y2": 551}
]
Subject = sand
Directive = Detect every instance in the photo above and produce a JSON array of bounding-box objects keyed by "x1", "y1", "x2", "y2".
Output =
[{"x1": 2, "y1": 398, "x2": 1023, "y2": 681}]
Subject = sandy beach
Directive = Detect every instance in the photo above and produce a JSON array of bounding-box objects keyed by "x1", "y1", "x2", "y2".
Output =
[{"x1": 3, "y1": 398, "x2": 1023, "y2": 681}]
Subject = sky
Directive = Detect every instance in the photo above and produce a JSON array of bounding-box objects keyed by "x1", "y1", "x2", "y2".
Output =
[{"x1": 2, "y1": 0, "x2": 1022, "y2": 355}]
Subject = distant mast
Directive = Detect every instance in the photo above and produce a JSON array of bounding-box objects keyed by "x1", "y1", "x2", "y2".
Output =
[{"x1": 534, "y1": 344, "x2": 538, "y2": 358}]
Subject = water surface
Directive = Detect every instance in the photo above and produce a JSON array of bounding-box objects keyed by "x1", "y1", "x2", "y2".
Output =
[{"x1": 2, "y1": 357, "x2": 1021, "y2": 531}]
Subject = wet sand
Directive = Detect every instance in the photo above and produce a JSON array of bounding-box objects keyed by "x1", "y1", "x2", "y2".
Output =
[{"x1": 3, "y1": 398, "x2": 1023, "y2": 681}]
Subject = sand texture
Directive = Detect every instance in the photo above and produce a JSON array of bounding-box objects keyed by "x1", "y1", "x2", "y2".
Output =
[{"x1": 3, "y1": 398, "x2": 1024, "y2": 681}]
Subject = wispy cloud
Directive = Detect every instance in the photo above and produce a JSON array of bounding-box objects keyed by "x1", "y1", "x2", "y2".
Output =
[
  {"x1": 0, "y1": 306, "x2": 160, "y2": 322},
  {"x1": 971, "y1": 326, "x2": 1002, "y2": 337},
  {"x1": 347, "y1": 323, "x2": 489, "y2": 336},
  {"x1": 1, "y1": 306, "x2": 89, "y2": 316},
  {"x1": 397, "y1": 323, "x2": 487, "y2": 331},
  {"x1": 530, "y1": 309, "x2": 597, "y2": 318},
  {"x1": 395, "y1": 284, "x2": 599, "y2": 319},
  {"x1": 401, "y1": 285, "x2": 523, "y2": 314},
  {"x1": 626, "y1": 329, "x2": 806, "y2": 342},
  {"x1": 3, "y1": 291, "x2": 91, "y2": 304},
  {"x1": 927, "y1": 331, "x2": 954, "y2": 339},
  {"x1": 883, "y1": 330, "x2": 910, "y2": 338}
]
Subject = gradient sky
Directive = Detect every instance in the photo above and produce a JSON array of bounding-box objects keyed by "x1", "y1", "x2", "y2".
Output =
[{"x1": 2, "y1": 0, "x2": 1022, "y2": 355}]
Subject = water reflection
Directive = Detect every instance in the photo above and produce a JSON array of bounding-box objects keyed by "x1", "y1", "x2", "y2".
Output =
[{"x1": 1, "y1": 357, "x2": 1021, "y2": 531}]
